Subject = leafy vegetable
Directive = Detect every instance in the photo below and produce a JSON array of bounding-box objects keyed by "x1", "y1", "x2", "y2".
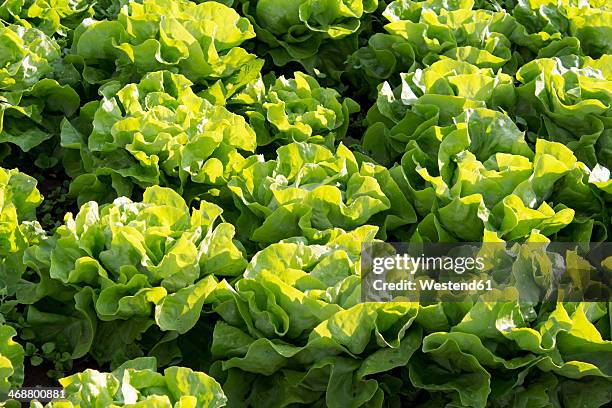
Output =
[
  {"x1": 0, "y1": 0, "x2": 610, "y2": 406},
  {"x1": 61, "y1": 70, "x2": 256, "y2": 204},
  {"x1": 228, "y1": 142, "x2": 416, "y2": 245},
  {"x1": 512, "y1": 0, "x2": 612, "y2": 57},
  {"x1": 236, "y1": 0, "x2": 379, "y2": 77},
  {"x1": 19, "y1": 186, "x2": 245, "y2": 366},
  {"x1": 231, "y1": 72, "x2": 359, "y2": 146},
  {"x1": 348, "y1": 0, "x2": 592, "y2": 93},
  {"x1": 362, "y1": 59, "x2": 517, "y2": 165},
  {"x1": 0, "y1": 0, "x2": 93, "y2": 37},
  {"x1": 32, "y1": 357, "x2": 227, "y2": 407},
  {"x1": 0, "y1": 167, "x2": 43, "y2": 301},
  {"x1": 0, "y1": 22, "x2": 79, "y2": 156},
  {"x1": 209, "y1": 231, "x2": 421, "y2": 407},
  {"x1": 514, "y1": 55, "x2": 612, "y2": 169},
  {"x1": 70, "y1": 0, "x2": 258, "y2": 88}
]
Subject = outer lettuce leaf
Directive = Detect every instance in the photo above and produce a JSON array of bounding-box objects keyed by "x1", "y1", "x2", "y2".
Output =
[
  {"x1": 0, "y1": 324, "x2": 24, "y2": 394},
  {"x1": 61, "y1": 70, "x2": 256, "y2": 205},
  {"x1": 17, "y1": 286, "x2": 98, "y2": 366},
  {"x1": 409, "y1": 330, "x2": 539, "y2": 408}
]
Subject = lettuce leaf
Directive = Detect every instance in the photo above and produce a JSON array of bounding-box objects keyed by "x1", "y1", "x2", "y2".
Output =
[{"x1": 0, "y1": 324, "x2": 24, "y2": 394}]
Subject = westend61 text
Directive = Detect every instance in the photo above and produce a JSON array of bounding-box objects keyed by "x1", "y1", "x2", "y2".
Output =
[{"x1": 371, "y1": 278, "x2": 493, "y2": 292}]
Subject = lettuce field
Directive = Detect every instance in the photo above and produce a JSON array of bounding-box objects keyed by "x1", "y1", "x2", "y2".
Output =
[{"x1": 1, "y1": 0, "x2": 611, "y2": 406}]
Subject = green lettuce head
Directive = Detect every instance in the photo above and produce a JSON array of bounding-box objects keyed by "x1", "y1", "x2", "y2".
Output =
[
  {"x1": 0, "y1": 23, "x2": 60, "y2": 91},
  {"x1": 412, "y1": 300, "x2": 612, "y2": 407},
  {"x1": 346, "y1": 0, "x2": 477, "y2": 92},
  {"x1": 19, "y1": 186, "x2": 246, "y2": 366},
  {"x1": 209, "y1": 230, "x2": 422, "y2": 407},
  {"x1": 228, "y1": 142, "x2": 416, "y2": 246},
  {"x1": 61, "y1": 70, "x2": 257, "y2": 205},
  {"x1": 349, "y1": 0, "x2": 584, "y2": 91},
  {"x1": 0, "y1": 167, "x2": 43, "y2": 299},
  {"x1": 0, "y1": 23, "x2": 80, "y2": 158},
  {"x1": 383, "y1": 103, "x2": 610, "y2": 241},
  {"x1": 214, "y1": 227, "x2": 376, "y2": 340},
  {"x1": 88, "y1": 0, "x2": 129, "y2": 20},
  {"x1": 0, "y1": 0, "x2": 93, "y2": 37},
  {"x1": 70, "y1": 0, "x2": 259, "y2": 89},
  {"x1": 31, "y1": 357, "x2": 227, "y2": 408},
  {"x1": 513, "y1": 0, "x2": 611, "y2": 57},
  {"x1": 362, "y1": 59, "x2": 516, "y2": 165},
  {"x1": 383, "y1": 1, "x2": 523, "y2": 69},
  {"x1": 514, "y1": 55, "x2": 612, "y2": 169},
  {"x1": 345, "y1": 31, "x2": 417, "y2": 98},
  {"x1": 231, "y1": 71, "x2": 359, "y2": 146},
  {"x1": 236, "y1": 0, "x2": 379, "y2": 77}
]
